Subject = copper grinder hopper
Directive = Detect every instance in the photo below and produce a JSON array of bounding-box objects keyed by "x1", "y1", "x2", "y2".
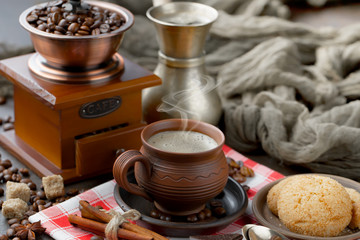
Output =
[{"x1": 19, "y1": 0, "x2": 133, "y2": 83}]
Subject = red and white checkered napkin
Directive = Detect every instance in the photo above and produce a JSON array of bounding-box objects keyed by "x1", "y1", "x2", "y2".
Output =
[{"x1": 29, "y1": 145, "x2": 284, "y2": 239}]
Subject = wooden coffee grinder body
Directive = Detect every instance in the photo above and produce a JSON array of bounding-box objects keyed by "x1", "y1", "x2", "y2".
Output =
[{"x1": 0, "y1": 54, "x2": 161, "y2": 182}]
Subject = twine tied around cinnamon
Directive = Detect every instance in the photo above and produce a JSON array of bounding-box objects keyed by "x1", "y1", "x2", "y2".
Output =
[{"x1": 104, "y1": 209, "x2": 141, "y2": 240}]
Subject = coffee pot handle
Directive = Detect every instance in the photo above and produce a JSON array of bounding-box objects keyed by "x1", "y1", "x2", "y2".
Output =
[{"x1": 113, "y1": 150, "x2": 153, "y2": 201}]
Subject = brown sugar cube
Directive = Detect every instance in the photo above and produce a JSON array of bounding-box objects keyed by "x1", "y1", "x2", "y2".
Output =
[
  {"x1": 2, "y1": 198, "x2": 29, "y2": 219},
  {"x1": 42, "y1": 175, "x2": 65, "y2": 200},
  {"x1": 6, "y1": 181, "x2": 31, "y2": 202}
]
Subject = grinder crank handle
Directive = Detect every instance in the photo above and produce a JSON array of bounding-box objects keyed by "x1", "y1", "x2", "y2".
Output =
[{"x1": 113, "y1": 150, "x2": 153, "y2": 201}]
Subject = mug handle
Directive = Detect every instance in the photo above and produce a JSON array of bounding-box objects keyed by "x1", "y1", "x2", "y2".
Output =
[{"x1": 113, "y1": 150, "x2": 153, "y2": 201}]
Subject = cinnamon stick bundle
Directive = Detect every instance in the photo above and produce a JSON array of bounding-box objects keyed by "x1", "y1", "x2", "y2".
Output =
[
  {"x1": 79, "y1": 200, "x2": 168, "y2": 240},
  {"x1": 68, "y1": 214, "x2": 153, "y2": 240}
]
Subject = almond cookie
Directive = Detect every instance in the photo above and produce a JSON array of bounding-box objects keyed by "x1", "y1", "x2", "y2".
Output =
[
  {"x1": 277, "y1": 175, "x2": 352, "y2": 237},
  {"x1": 346, "y1": 187, "x2": 360, "y2": 229},
  {"x1": 266, "y1": 175, "x2": 298, "y2": 216}
]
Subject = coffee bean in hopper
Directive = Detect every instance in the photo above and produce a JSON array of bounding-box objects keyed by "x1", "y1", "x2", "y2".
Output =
[{"x1": 27, "y1": 1, "x2": 125, "y2": 36}]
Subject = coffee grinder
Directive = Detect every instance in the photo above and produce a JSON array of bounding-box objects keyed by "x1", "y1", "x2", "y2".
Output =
[{"x1": 0, "y1": 0, "x2": 161, "y2": 182}]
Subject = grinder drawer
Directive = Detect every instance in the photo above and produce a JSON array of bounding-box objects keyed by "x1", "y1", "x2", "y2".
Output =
[{"x1": 75, "y1": 123, "x2": 145, "y2": 176}]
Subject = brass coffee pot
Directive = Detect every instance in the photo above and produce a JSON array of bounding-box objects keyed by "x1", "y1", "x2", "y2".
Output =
[{"x1": 142, "y1": 2, "x2": 222, "y2": 125}]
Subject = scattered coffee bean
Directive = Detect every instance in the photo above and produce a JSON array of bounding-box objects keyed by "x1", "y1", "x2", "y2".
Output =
[
  {"x1": 228, "y1": 166, "x2": 236, "y2": 176},
  {"x1": 227, "y1": 157, "x2": 241, "y2": 169},
  {"x1": 197, "y1": 211, "x2": 206, "y2": 221},
  {"x1": 20, "y1": 219, "x2": 30, "y2": 225},
  {"x1": 35, "y1": 199, "x2": 46, "y2": 206},
  {"x1": 56, "y1": 196, "x2": 66, "y2": 203},
  {"x1": 7, "y1": 219, "x2": 19, "y2": 226},
  {"x1": 9, "y1": 167, "x2": 18, "y2": 173},
  {"x1": 213, "y1": 207, "x2": 226, "y2": 217},
  {"x1": 3, "y1": 116, "x2": 12, "y2": 124},
  {"x1": 19, "y1": 168, "x2": 29, "y2": 177},
  {"x1": 3, "y1": 175, "x2": 11, "y2": 182},
  {"x1": 29, "y1": 205, "x2": 37, "y2": 212},
  {"x1": 20, "y1": 178, "x2": 32, "y2": 184},
  {"x1": 0, "y1": 160, "x2": 12, "y2": 169},
  {"x1": 0, "y1": 188, "x2": 4, "y2": 197},
  {"x1": 30, "y1": 195, "x2": 38, "y2": 204},
  {"x1": 187, "y1": 214, "x2": 198, "y2": 222},
  {"x1": 2, "y1": 169, "x2": 12, "y2": 176},
  {"x1": 38, "y1": 205, "x2": 46, "y2": 211},
  {"x1": 28, "y1": 182, "x2": 37, "y2": 190},
  {"x1": 11, "y1": 173, "x2": 22, "y2": 182},
  {"x1": 3, "y1": 123, "x2": 14, "y2": 131},
  {"x1": 0, "y1": 96, "x2": 6, "y2": 105},
  {"x1": 209, "y1": 199, "x2": 223, "y2": 208},
  {"x1": 32, "y1": 203, "x2": 38, "y2": 212},
  {"x1": 5, "y1": 228, "x2": 15, "y2": 238},
  {"x1": 159, "y1": 213, "x2": 171, "y2": 222},
  {"x1": 9, "y1": 223, "x2": 21, "y2": 229},
  {"x1": 150, "y1": 209, "x2": 160, "y2": 219},
  {"x1": 232, "y1": 172, "x2": 246, "y2": 183},
  {"x1": 24, "y1": 210, "x2": 37, "y2": 217},
  {"x1": 227, "y1": 156, "x2": 255, "y2": 187},
  {"x1": 242, "y1": 184, "x2": 250, "y2": 192},
  {"x1": 204, "y1": 207, "x2": 214, "y2": 215},
  {"x1": 66, "y1": 188, "x2": 79, "y2": 196},
  {"x1": 36, "y1": 191, "x2": 46, "y2": 199},
  {"x1": 240, "y1": 166, "x2": 254, "y2": 177}
]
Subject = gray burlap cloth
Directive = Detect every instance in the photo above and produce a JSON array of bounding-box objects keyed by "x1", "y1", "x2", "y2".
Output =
[{"x1": 209, "y1": 0, "x2": 360, "y2": 179}]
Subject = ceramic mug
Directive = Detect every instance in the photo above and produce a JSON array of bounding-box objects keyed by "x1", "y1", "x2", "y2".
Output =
[{"x1": 113, "y1": 119, "x2": 228, "y2": 216}]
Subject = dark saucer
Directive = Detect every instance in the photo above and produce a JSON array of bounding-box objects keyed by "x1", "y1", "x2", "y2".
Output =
[{"x1": 114, "y1": 175, "x2": 248, "y2": 237}]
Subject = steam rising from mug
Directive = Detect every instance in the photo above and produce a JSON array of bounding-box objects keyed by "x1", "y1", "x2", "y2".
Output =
[{"x1": 156, "y1": 74, "x2": 219, "y2": 131}]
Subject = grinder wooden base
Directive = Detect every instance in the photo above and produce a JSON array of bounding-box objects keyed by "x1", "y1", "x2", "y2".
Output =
[
  {"x1": 0, "y1": 123, "x2": 146, "y2": 183},
  {"x1": 0, "y1": 53, "x2": 161, "y2": 182},
  {"x1": 0, "y1": 130, "x2": 62, "y2": 177}
]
